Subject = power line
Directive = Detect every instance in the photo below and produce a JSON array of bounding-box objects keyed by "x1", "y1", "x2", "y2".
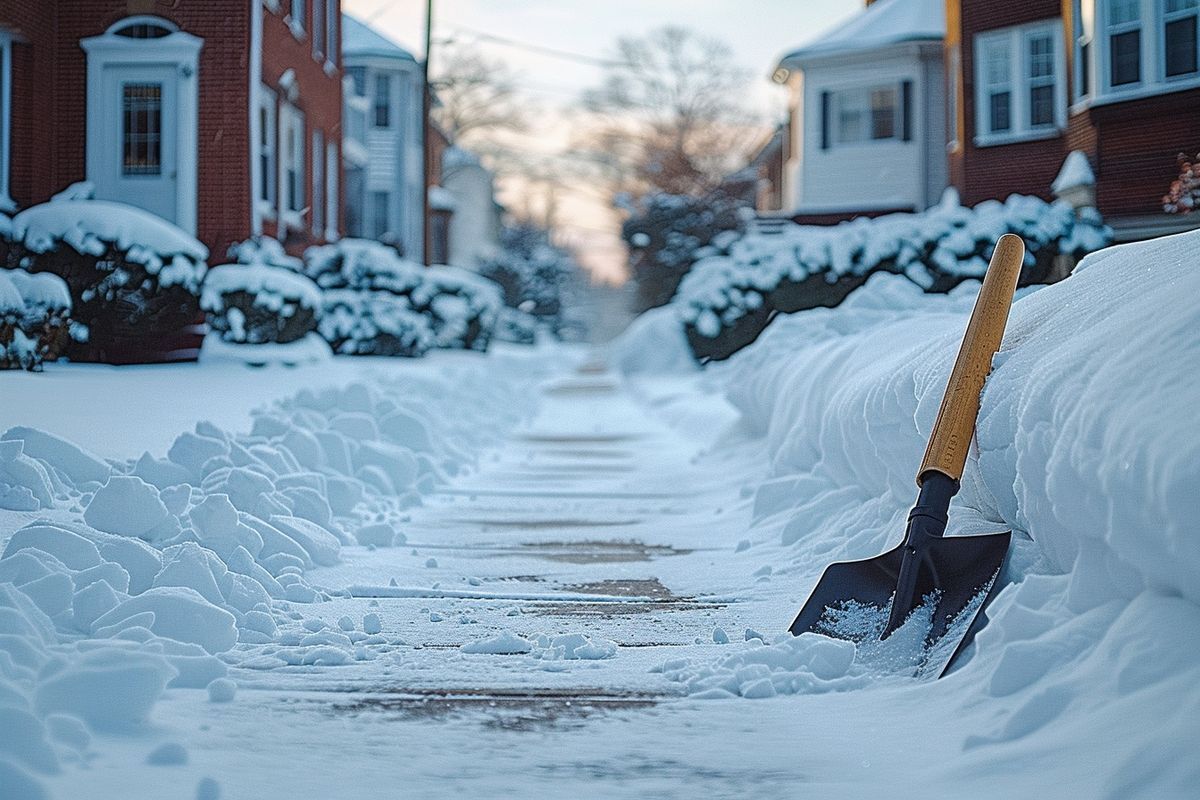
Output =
[{"x1": 442, "y1": 23, "x2": 624, "y2": 68}]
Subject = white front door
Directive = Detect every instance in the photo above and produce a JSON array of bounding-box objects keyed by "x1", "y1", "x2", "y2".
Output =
[{"x1": 95, "y1": 63, "x2": 179, "y2": 223}]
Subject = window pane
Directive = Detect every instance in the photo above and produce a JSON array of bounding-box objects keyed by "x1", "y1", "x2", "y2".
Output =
[
  {"x1": 870, "y1": 88, "x2": 896, "y2": 139},
  {"x1": 122, "y1": 84, "x2": 162, "y2": 175},
  {"x1": 1165, "y1": 0, "x2": 1198, "y2": 13},
  {"x1": 1028, "y1": 35, "x2": 1055, "y2": 79},
  {"x1": 373, "y1": 191, "x2": 389, "y2": 238},
  {"x1": 985, "y1": 40, "x2": 1010, "y2": 85},
  {"x1": 374, "y1": 75, "x2": 391, "y2": 127},
  {"x1": 1165, "y1": 17, "x2": 1199, "y2": 76},
  {"x1": 1030, "y1": 84, "x2": 1055, "y2": 126},
  {"x1": 1107, "y1": 0, "x2": 1139, "y2": 25},
  {"x1": 837, "y1": 90, "x2": 866, "y2": 143},
  {"x1": 989, "y1": 90, "x2": 1011, "y2": 132},
  {"x1": 348, "y1": 67, "x2": 365, "y2": 96},
  {"x1": 1080, "y1": 40, "x2": 1091, "y2": 95},
  {"x1": 1110, "y1": 29, "x2": 1140, "y2": 85}
]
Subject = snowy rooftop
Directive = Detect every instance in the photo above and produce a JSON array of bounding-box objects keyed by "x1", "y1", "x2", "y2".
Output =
[
  {"x1": 342, "y1": 14, "x2": 418, "y2": 62},
  {"x1": 778, "y1": 0, "x2": 944, "y2": 67}
]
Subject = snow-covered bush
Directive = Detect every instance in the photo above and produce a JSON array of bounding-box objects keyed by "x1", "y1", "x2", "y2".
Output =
[
  {"x1": 8, "y1": 194, "x2": 208, "y2": 362},
  {"x1": 0, "y1": 269, "x2": 74, "y2": 369},
  {"x1": 623, "y1": 190, "x2": 748, "y2": 312},
  {"x1": 319, "y1": 289, "x2": 433, "y2": 357},
  {"x1": 479, "y1": 224, "x2": 582, "y2": 341},
  {"x1": 201, "y1": 264, "x2": 322, "y2": 345},
  {"x1": 303, "y1": 239, "x2": 501, "y2": 353},
  {"x1": 1163, "y1": 150, "x2": 1199, "y2": 213},
  {"x1": 673, "y1": 191, "x2": 1112, "y2": 361},
  {"x1": 411, "y1": 266, "x2": 503, "y2": 351}
]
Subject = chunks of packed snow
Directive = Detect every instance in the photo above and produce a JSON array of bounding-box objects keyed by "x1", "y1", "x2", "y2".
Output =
[
  {"x1": 2, "y1": 426, "x2": 110, "y2": 487},
  {"x1": 91, "y1": 587, "x2": 238, "y2": 654},
  {"x1": 460, "y1": 630, "x2": 534, "y2": 654},
  {"x1": 83, "y1": 476, "x2": 169, "y2": 539},
  {"x1": 34, "y1": 647, "x2": 177, "y2": 730}
]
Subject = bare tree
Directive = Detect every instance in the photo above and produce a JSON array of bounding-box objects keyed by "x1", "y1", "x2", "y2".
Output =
[
  {"x1": 582, "y1": 26, "x2": 760, "y2": 199},
  {"x1": 431, "y1": 45, "x2": 530, "y2": 146}
]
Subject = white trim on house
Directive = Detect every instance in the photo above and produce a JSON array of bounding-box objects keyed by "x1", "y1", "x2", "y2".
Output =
[
  {"x1": 972, "y1": 20, "x2": 1067, "y2": 148},
  {"x1": 1073, "y1": 0, "x2": 1200, "y2": 108},
  {"x1": 251, "y1": 0, "x2": 265, "y2": 234},
  {"x1": 288, "y1": 0, "x2": 307, "y2": 41},
  {"x1": 256, "y1": 85, "x2": 278, "y2": 221},
  {"x1": 81, "y1": 16, "x2": 202, "y2": 234},
  {"x1": 278, "y1": 102, "x2": 305, "y2": 233},
  {"x1": 312, "y1": 127, "x2": 324, "y2": 234},
  {"x1": 325, "y1": 140, "x2": 338, "y2": 241},
  {"x1": 0, "y1": 30, "x2": 14, "y2": 212}
]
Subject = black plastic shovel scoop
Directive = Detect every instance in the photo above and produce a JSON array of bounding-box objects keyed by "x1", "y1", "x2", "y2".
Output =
[{"x1": 788, "y1": 234, "x2": 1025, "y2": 677}]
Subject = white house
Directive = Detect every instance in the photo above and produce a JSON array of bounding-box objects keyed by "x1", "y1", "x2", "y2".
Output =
[
  {"x1": 774, "y1": 0, "x2": 947, "y2": 220},
  {"x1": 341, "y1": 14, "x2": 425, "y2": 260},
  {"x1": 442, "y1": 146, "x2": 503, "y2": 269}
]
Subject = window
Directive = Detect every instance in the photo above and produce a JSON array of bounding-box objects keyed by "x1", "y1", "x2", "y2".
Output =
[
  {"x1": 289, "y1": 0, "x2": 306, "y2": 35},
  {"x1": 834, "y1": 86, "x2": 897, "y2": 144},
  {"x1": 1027, "y1": 31, "x2": 1057, "y2": 127},
  {"x1": 974, "y1": 23, "x2": 1063, "y2": 143},
  {"x1": 312, "y1": 129, "x2": 324, "y2": 233},
  {"x1": 373, "y1": 74, "x2": 391, "y2": 128},
  {"x1": 372, "y1": 190, "x2": 390, "y2": 238},
  {"x1": 258, "y1": 87, "x2": 277, "y2": 206},
  {"x1": 312, "y1": 0, "x2": 325, "y2": 60},
  {"x1": 1107, "y1": 0, "x2": 1142, "y2": 85},
  {"x1": 0, "y1": 34, "x2": 11, "y2": 210},
  {"x1": 948, "y1": 45, "x2": 961, "y2": 148},
  {"x1": 325, "y1": 142, "x2": 338, "y2": 240},
  {"x1": 326, "y1": 0, "x2": 338, "y2": 63},
  {"x1": 280, "y1": 105, "x2": 305, "y2": 215},
  {"x1": 347, "y1": 67, "x2": 366, "y2": 96},
  {"x1": 1164, "y1": 0, "x2": 1199, "y2": 77},
  {"x1": 121, "y1": 83, "x2": 162, "y2": 175}
]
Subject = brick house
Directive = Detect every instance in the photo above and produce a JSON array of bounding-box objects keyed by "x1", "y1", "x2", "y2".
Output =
[
  {"x1": 946, "y1": 0, "x2": 1200, "y2": 240},
  {"x1": 0, "y1": 0, "x2": 343, "y2": 261}
]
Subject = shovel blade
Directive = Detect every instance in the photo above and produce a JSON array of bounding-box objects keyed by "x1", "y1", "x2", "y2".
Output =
[{"x1": 789, "y1": 531, "x2": 1011, "y2": 677}]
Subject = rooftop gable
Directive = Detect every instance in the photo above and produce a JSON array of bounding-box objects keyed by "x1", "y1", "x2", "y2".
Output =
[
  {"x1": 778, "y1": 0, "x2": 943, "y2": 68},
  {"x1": 342, "y1": 14, "x2": 418, "y2": 62}
]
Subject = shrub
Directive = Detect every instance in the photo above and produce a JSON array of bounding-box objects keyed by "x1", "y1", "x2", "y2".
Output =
[
  {"x1": 479, "y1": 224, "x2": 581, "y2": 340},
  {"x1": 2, "y1": 269, "x2": 74, "y2": 369},
  {"x1": 410, "y1": 266, "x2": 503, "y2": 352},
  {"x1": 8, "y1": 196, "x2": 207, "y2": 363},
  {"x1": 1163, "y1": 151, "x2": 1199, "y2": 214},
  {"x1": 201, "y1": 263, "x2": 322, "y2": 345},
  {"x1": 319, "y1": 290, "x2": 433, "y2": 357}
]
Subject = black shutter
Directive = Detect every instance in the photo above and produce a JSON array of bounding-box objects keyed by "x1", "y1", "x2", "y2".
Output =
[
  {"x1": 820, "y1": 91, "x2": 831, "y2": 150},
  {"x1": 901, "y1": 80, "x2": 913, "y2": 141}
]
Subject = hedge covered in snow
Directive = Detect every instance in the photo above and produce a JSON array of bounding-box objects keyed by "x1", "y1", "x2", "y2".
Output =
[
  {"x1": 0, "y1": 269, "x2": 75, "y2": 370},
  {"x1": 672, "y1": 191, "x2": 1112, "y2": 361},
  {"x1": 6, "y1": 191, "x2": 208, "y2": 363},
  {"x1": 479, "y1": 224, "x2": 583, "y2": 341}
]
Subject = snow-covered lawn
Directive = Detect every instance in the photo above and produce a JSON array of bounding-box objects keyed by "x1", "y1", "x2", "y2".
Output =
[{"x1": 1, "y1": 231, "x2": 1197, "y2": 799}]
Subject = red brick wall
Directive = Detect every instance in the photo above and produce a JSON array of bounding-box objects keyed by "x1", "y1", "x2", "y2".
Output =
[
  {"x1": 4, "y1": 2, "x2": 59, "y2": 207},
  {"x1": 1069, "y1": 89, "x2": 1200, "y2": 217},
  {"x1": 261, "y1": 2, "x2": 342, "y2": 254},
  {"x1": 955, "y1": 0, "x2": 1066, "y2": 206}
]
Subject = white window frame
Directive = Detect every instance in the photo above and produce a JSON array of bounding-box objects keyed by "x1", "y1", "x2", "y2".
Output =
[
  {"x1": 256, "y1": 85, "x2": 277, "y2": 218},
  {"x1": 0, "y1": 31, "x2": 13, "y2": 212},
  {"x1": 1162, "y1": 0, "x2": 1200, "y2": 80},
  {"x1": 325, "y1": 1, "x2": 338, "y2": 69},
  {"x1": 833, "y1": 84, "x2": 900, "y2": 146},
  {"x1": 312, "y1": 128, "x2": 324, "y2": 234},
  {"x1": 324, "y1": 140, "x2": 338, "y2": 241},
  {"x1": 1085, "y1": 0, "x2": 1200, "y2": 105},
  {"x1": 1104, "y1": 0, "x2": 1144, "y2": 89},
  {"x1": 1074, "y1": 0, "x2": 1097, "y2": 103},
  {"x1": 312, "y1": 0, "x2": 325, "y2": 62},
  {"x1": 278, "y1": 103, "x2": 305, "y2": 228},
  {"x1": 973, "y1": 21, "x2": 1066, "y2": 147},
  {"x1": 288, "y1": 0, "x2": 306, "y2": 39}
]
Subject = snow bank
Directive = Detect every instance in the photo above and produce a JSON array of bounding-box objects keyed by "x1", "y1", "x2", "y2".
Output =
[
  {"x1": 0, "y1": 353, "x2": 548, "y2": 793},
  {"x1": 460, "y1": 630, "x2": 619, "y2": 660},
  {"x1": 668, "y1": 230, "x2": 1200, "y2": 781},
  {"x1": 611, "y1": 305, "x2": 699, "y2": 374}
]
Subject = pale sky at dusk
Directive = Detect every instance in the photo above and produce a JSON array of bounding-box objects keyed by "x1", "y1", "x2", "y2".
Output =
[{"x1": 343, "y1": 0, "x2": 862, "y2": 281}]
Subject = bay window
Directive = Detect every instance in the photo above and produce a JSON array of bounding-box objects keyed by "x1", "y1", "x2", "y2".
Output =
[
  {"x1": 1107, "y1": 0, "x2": 1143, "y2": 85},
  {"x1": 832, "y1": 85, "x2": 898, "y2": 144},
  {"x1": 1164, "y1": 0, "x2": 1199, "y2": 77}
]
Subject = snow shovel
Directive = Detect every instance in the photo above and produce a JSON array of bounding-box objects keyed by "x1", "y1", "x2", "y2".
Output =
[{"x1": 788, "y1": 233, "x2": 1025, "y2": 677}]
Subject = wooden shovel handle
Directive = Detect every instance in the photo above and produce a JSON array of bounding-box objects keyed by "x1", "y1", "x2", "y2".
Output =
[{"x1": 917, "y1": 234, "x2": 1025, "y2": 486}]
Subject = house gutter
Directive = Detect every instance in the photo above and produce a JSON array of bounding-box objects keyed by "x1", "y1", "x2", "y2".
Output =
[{"x1": 250, "y1": 0, "x2": 263, "y2": 236}]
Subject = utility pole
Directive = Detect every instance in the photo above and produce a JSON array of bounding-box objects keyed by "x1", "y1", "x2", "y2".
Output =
[{"x1": 421, "y1": 0, "x2": 433, "y2": 265}]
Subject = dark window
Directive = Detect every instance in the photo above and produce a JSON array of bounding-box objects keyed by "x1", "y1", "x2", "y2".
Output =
[
  {"x1": 989, "y1": 91, "x2": 1011, "y2": 133},
  {"x1": 259, "y1": 106, "x2": 271, "y2": 202},
  {"x1": 870, "y1": 88, "x2": 896, "y2": 139},
  {"x1": 373, "y1": 74, "x2": 391, "y2": 128},
  {"x1": 347, "y1": 67, "x2": 366, "y2": 96},
  {"x1": 1165, "y1": 17, "x2": 1199, "y2": 77},
  {"x1": 114, "y1": 23, "x2": 171, "y2": 39},
  {"x1": 1030, "y1": 85, "x2": 1055, "y2": 126},
  {"x1": 122, "y1": 83, "x2": 162, "y2": 175},
  {"x1": 1079, "y1": 40, "x2": 1091, "y2": 96},
  {"x1": 372, "y1": 190, "x2": 390, "y2": 238},
  {"x1": 1110, "y1": 30, "x2": 1140, "y2": 85}
]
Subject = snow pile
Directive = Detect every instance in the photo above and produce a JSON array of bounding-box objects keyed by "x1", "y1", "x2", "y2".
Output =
[
  {"x1": 460, "y1": 630, "x2": 618, "y2": 660},
  {"x1": 669, "y1": 190, "x2": 1111, "y2": 359},
  {"x1": 0, "y1": 269, "x2": 74, "y2": 370},
  {"x1": 670, "y1": 231, "x2": 1199, "y2": 781},
  {"x1": 0, "y1": 356, "x2": 546, "y2": 793},
  {"x1": 611, "y1": 305, "x2": 698, "y2": 375}
]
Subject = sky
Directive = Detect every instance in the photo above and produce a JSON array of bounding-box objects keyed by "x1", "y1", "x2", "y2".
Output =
[{"x1": 343, "y1": 0, "x2": 862, "y2": 282}]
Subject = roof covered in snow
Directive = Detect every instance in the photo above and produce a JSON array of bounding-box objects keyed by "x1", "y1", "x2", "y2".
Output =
[
  {"x1": 342, "y1": 15, "x2": 418, "y2": 62},
  {"x1": 778, "y1": 0, "x2": 944, "y2": 67}
]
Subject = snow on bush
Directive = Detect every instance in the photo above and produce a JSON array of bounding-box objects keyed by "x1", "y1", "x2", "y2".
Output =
[
  {"x1": 319, "y1": 289, "x2": 433, "y2": 357},
  {"x1": 0, "y1": 269, "x2": 74, "y2": 370},
  {"x1": 8, "y1": 193, "x2": 208, "y2": 362},
  {"x1": 411, "y1": 265, "x2": 502, "y2": 351},
  {"x1": 671, "y1": 190, "x2": 1111, "y2": 361},
  {"x1": 479, "y1": 223, "x2": 582, "y2": 341},
  {"x1": 0, "y1": 360, "x2": 543, "y2": 793},
  {"x1": 304, "y1": 238, "x2": 424, "y2": 294},
  {"x1": 649, "y1": 230, "x2": 1200, "y2": 779}
]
